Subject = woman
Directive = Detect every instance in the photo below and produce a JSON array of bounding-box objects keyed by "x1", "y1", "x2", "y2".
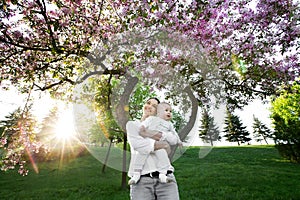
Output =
[{"x1": 126, "y1": 97, "x2": 180, "y2": 200}]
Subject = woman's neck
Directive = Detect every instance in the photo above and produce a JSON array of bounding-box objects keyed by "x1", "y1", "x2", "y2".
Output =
[
  {"x1": 140, "y1": 116, "x2": 146, "y2": 122},
  {"x1": 141, "y1": 114, "x2": 150, "y2": 122}
]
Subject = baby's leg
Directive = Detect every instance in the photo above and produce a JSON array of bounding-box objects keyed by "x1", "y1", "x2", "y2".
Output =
[
  {"x1": 154, "y1": 149, "x2": 174, "y2": 183},
  {"x1": 155, "y1": 149, "x2": 170, "y2": 174},
  {"x1": 128, "y1": 153, "x2": 148, "y2": 185}
]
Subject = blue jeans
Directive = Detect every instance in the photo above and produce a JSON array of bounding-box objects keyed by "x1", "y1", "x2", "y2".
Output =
[{"x1": 130, "y1": 173, "x2": 180, "y2": 200}]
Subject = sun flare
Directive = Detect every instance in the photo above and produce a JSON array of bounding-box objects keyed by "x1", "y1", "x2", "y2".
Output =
[{"x1": 55, "y1": 108, "x2": 76, "y2": 140}]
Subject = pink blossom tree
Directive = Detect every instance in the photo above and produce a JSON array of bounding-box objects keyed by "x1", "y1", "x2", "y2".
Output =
[
  {"x1": 1, "y1": 0, "x2": 298, "y2": 101},
  {"x1": 0, "y1": 0, "x2": 299, "y2": 176}
]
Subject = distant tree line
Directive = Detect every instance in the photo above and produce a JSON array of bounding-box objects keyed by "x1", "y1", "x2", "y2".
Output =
[
  {"x1": 199, "y1": 107, "x2": 273, "y2": 146},
  {"x1": 199, "y1": 81, "x2": 300, "y2": 164}
]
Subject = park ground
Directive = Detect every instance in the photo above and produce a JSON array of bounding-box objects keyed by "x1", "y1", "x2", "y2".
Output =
[{"x1": 1, "y1": 145, "x2": 300, "y2": 200}]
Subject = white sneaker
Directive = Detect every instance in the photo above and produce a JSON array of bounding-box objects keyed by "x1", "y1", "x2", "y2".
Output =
[
  {"x1": 159, "y1": 174, "x2": 168, "y2": 183},
  {"x1": 128, "y1": 178, "x2": 137, "y2": 185},
  {"x1": 128, "y1": 174, "x2": 140, "y2": 185},
  {"x1": 166, "y1": 176, "x2": 175, "y2": 183}
]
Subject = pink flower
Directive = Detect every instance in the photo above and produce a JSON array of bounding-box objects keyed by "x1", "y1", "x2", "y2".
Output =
[
  {"x1": 13, "y1": 30, "x2": 22, "y2": 38},
  {"x1": 1, "y1": 137, "x2": 7, "y2": 146}
]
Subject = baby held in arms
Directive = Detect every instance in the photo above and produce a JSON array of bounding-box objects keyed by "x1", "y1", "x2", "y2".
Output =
[{"x1": 128, "y1": 102, "x2": 182, "y2": 185}]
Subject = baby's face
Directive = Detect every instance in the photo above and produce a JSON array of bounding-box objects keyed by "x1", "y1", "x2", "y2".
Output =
[{"x1": 157, "y1": 104, "x2": 172, "y2": 121}]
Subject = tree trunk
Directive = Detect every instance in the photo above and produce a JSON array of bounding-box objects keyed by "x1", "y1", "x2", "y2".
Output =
[
  {"x1": 113, "y1": 74, "x2": 138, "y2": 189},
  {"x1": 121, "y1": 133, "x2": 128, "y2": 189},
  {"x1": 263, "y1": 136, "x2": 269, "y2": 145},
  {"x1": 169, "y1": 86, "x2": 198, "y2": 160},
  {"x1": 102, "y1": 138, "x2": 113, "y2": 173},
  {"x1": 114, "y1": 74, "x2": 138, "y2": 131}
]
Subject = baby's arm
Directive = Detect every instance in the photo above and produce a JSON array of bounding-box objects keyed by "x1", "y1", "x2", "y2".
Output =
[
  {"x1": 139, "y1": 125, "x2": 159, "y2": 138},
  {"x1": 139, "y1": 116, "x2": 159, "y2": 138},
  {"x1": 164, "y1": 122, "x2": 183, "y2": 146},
  {"x1": 139, "y1": 125, "x2": 171, "y2": 153}
]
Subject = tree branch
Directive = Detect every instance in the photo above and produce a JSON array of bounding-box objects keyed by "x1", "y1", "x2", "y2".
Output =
[
  {"x1": 33, "y1": 68, "x2": 125, "y2": 91},
  {"x1": 36, "y1": 0, "x2": 60, "y2": 52},
  {"x1": 0, "y1": 32, "x2": 51, "y2": 52}
]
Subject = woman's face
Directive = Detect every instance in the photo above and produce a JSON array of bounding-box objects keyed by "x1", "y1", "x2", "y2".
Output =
[{"x1": 143, "y1": 98, "x2": 159, "y2": 118}]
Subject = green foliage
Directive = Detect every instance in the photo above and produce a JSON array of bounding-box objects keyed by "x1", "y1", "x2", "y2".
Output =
[
  {"x1": 38, "y1": 107, "x2": 59, "y2": 141},
  {"x1": 128, "y1": 82, "x2": 158, "y2": 120},
  {"x1": 231, "y1": 54, "x2": 248, "y2": 76},
  {"x1": 171, "y1": 109, "x2": 187, "y2": 133},
  {"x1": 252, "y1": 116, "x2": 273, "y2": 145},
  {"x1": 199, "y1": 108, "x2": 221, "y2": 146},
  {"x1": 271, "y1": 82, "x2": 300, "y2": 162},
  {"x1": 0, "y1": 126, "x2": 4, "y2": 135},
  {"x1": 223, "y1": 108, "x2": 251, "y2": 145},
  {"x1": 83, "y1": 75, "x2": 124, "y2": 143},
  {"x1": 36, "y1": 106, "x2": 59, "y2": 161},
  {"x1": 87, "y1": 123, "x2": 109, "y2": 146}
]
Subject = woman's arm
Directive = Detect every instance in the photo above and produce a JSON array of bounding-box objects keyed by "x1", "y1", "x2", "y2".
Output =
[
  {"x1": 126, "y1": 121, "x2": 168, "y2": 154},
  {"x1": 139, "y1": 116, "x2": 162, "y2": 140},
  {"x1": 139, "y1": 125, "x2": 163, "y2": 140},
  {"x1": 126, "y1": 121, "x2": 156, "y2": 154},
  {"x1": 143, "y1": 116, "x2": 179, "y2": 145}
]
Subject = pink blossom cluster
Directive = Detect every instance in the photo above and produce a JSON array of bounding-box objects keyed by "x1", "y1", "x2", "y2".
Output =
[
  {"x1": 1, "y1": 0, "x2": 125, "y2": 92},
  {"x1": 1, "y1": 151, "x2": 28, "y2": 176},
  {"x1": 0, "y1": 119, "x2": 42, "y2": 176},
  {"x1": 1, "y1": 0, "x2": 298, "y2": 93},
  {"x1": 183, "y1": 0, "x2": 299, "y2": 80},
  {"x1": 0, "y1": 137, "x2": 7, "y2": 146}
]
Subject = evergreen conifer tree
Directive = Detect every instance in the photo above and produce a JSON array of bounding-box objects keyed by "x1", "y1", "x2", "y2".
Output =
[
  {"x1": 252, "y1": 116, "x2": 273, "y2": 144},
  {"x1": 223, "y1": 108, "x2": 251, "y2": 145},
  {"x1": 199, "y1": 108, "x2": 221, "y2": 146}
]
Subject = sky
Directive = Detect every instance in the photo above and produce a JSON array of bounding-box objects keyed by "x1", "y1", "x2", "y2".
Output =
[
  {"x1": 0, "y1": 87, "x2": 60, "y2": 122},
  {"x1": 0, "y1": 86, "x2": 274, "y2": 147}
]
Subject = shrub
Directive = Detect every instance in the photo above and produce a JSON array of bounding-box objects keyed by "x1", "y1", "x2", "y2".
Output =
[{"x1": 271, "y1": 82, "x2": 300, "y2": 163}]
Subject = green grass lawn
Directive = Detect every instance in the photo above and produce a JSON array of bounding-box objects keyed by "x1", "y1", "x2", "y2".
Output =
[{"x1": 1, "y1": 145, "x2": 300, "y2": 200}]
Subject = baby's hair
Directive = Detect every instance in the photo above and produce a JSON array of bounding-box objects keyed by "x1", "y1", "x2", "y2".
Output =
[
  {"x1": 147, "y1": 97, "x2": 160, "y2": 104},
  {"x1": 157, "y1": 102, "x2": 171, "y2": 109}
]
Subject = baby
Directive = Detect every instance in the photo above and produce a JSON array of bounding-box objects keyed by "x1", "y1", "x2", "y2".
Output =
[{"x1": 128, "y1": 102, "x2": 182, "y2": 185}]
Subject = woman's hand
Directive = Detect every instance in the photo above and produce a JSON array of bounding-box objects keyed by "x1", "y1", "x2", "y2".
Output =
[
  {"x1": 139, "y1": 126, "x2": 162, "y2": 141},
  {"x1": 150, "y1": 131, "x2": 163, "y2": 141},
  {"x1": 154, "y1": 141, "x2": 171, "y2": 154}
]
